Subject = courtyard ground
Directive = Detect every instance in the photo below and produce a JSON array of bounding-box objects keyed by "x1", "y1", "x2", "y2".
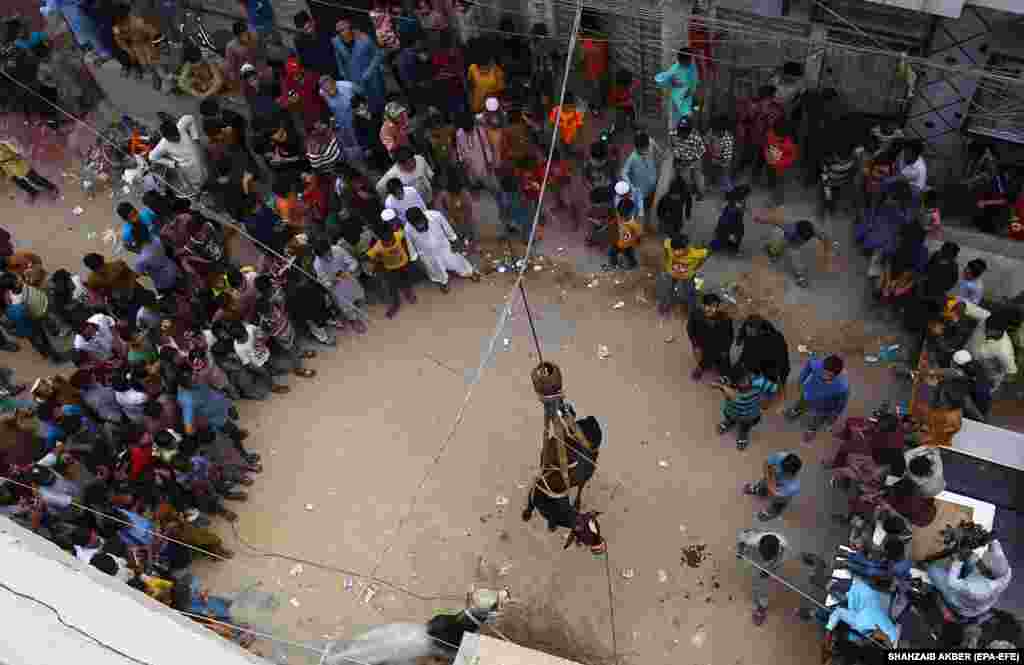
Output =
[{"x1": 3, "y1": 66, "x2": 1021, "y2": 665}]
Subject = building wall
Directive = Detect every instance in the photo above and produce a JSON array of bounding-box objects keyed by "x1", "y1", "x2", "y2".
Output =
[{"x1": 0, "y1": 518, "x2": 267, "y2": 665}]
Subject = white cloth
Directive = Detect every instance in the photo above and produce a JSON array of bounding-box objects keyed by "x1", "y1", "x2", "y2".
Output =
[
  {"x1": 929, "y1": 541, "x2": 1012, "y2": 618},
  {"x1": 314, "y1": 245, "x2": 365, "y2": 319},
  {"x1": 376, "y1": 156, "x2": 434, "y2": 204},
  {"x1": 234, "y1": 323, "x2": 271, "y2": 368},
  {"x1": 73, "y1": 313, "x2": 119, "y2": 360},
  {"x1": 149, "y1": 115, "x2": 207, "y2": 191},
  {"x1": 384, "y1": 187, "x2": 428, "y2": 225},
  {"x1": 899, "y1": 156, "x2": 927, "y2": 191},
  {"x1": 75, "y1": 544, "x2": 102, "y2": 564},
  {"x1": 403, "y1": 211, "x2": 474, "y2": 286},
  {"x1": 115, "y1": 388, "x2": 149, "y2": 424},
  {"x1": 964, "y1": 302, "x2": 1019, "y2": 392}
]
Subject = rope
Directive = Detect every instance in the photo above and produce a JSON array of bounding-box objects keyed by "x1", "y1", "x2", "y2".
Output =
[
  {"x1": 602, "y1": 547, "x2": 620, "y2": 665},
  {"x1": 366, "y1": 0, "x2": 585, "y2": 580},
  {"x1": 518, "y1": 282, "x2": 544, "y2": 365},
  {"x1": 735, "y1": 550, "x2": 893, "y2": 652}
]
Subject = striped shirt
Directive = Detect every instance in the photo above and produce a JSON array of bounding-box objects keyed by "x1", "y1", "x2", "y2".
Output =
[
  {"x1": 706, "y1": 131, "x2": 734, "y2": 166},
  {"x1": 722, "y1": 376, "x2": 777, "y2": 422},
  {"x1": 307, "y1": 134, "x2": 340, "y2": 173},
  {"x1": 821, "y1": 157, "x2": 856, "y2": 187}
]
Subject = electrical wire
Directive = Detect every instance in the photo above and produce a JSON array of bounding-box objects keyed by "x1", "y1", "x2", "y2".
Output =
[
  {"x1": 0, "y1": 580, "x2": 157, "y2": 665},
  {"x1": 601, "y1": 547, "x2": 619, "y2": 665},
  {"x1": 0, "y1": 68, "x2": 371, "y2": 323},
  {"x1": 366, "y1": 0, "x2": 584, "y2": 581}
]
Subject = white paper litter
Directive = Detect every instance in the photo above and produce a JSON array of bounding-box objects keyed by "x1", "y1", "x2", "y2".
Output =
[
  {"x1": 612, "y1": 301, "x2": 626, "y2": 309},
  {"x1": 289, "y1": 564, "x2": 304, "y2": 576},
  {"x1": 658, "y1": 460, "x2": 670, "y2": 468},
  {"x1": 597, "y1": 345, "x2": 611, "y2": 359},
  {"x1": 289, "y1": 597, "x2": 301, "y2": 608},
  {"x1": 691, "y1": 625, "x2": 707, "y2": 648},
  {"x1": 71, "y1": 206, "x2": 84, "y2": 216},
  {"x1": 657, "y1": 569, "x2": 668, "y2": 583},
  {"x1": 620, "y1": 568, "x2": 635, "y2": 579},
  {"x1": 495, "y1": 496, "x2": 509, "y2": 507},
  {"x1": 304, "y1": 503, "x2": 314, "y2": 511}
]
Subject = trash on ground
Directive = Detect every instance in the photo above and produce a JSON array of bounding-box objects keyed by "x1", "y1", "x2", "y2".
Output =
[
  {"x1": 304, "y1": 503, "x2": 314, "y2": 511},
  {"x1": 362, "y1": 585, "x2": 377, "y2": 604},
  {"x1": 289, "y1": 564, "x2": 304, "y2": 577},
  {"x1": 691, "y1": 625, "x2": 708, "y2": 648},
  {"x1": 665, "y1": 336, "x2": 675, "y2": 343},
  {"x1": 621, "y1": 568, "x2": 635, "y2": 579},
  {"x1": 658, "y1": 460, "x2": 670, "y2": 468},
  {"x1": 495, "y1": 496, "x2": 509, "y2": 507},
  {"x1": 71, "y1": 206, "x2": 84, "y2": 216},
  {"x1": 658, "y1": 569, "x2": 668, "y2": 583},
  {"x1": 587, "y1": 280, "x2": 599, "y2": 288},
  {"x1": 533, "y1": 265, "x2": 543, "y2": 272},
  {"x1": 597, "y1": 345, "x2": 611, "y2": 359},
  {"x1": 797, "y1": 344, "x2": 811, "y2": 354},
  {"x1": 612, "y1": 301, "x2": 626, "y2": 309},
  {"x1": 289, "y1": 597, "x2": 301, "y2": 608}
]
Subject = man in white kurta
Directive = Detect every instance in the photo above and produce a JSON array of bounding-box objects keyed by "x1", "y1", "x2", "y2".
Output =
[
  {"x1": 149, "y1": 114, "x2": 207, "y2": 194},
  {"x1": 403, "y1": 207, "x2": 476, "y2": 292},
  {"x1": 383, "y1": 182, "x2": 427, "y2": 225}
]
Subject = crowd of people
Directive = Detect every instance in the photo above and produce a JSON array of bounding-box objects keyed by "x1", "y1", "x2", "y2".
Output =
[{"x1": 0, "y1": 0, "x2": 1021, "y2": 658}]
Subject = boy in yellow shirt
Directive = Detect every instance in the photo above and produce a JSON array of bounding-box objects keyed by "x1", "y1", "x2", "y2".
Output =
[
  {"x1": 603, "y1": 198, "x2": 643, "y2": 271},
  {"x1": 656, "y1": 232, "x2": 708, "y2": 317},
  {"x1": 366, "y1": 222, "x2": 417, "y2": 319}
]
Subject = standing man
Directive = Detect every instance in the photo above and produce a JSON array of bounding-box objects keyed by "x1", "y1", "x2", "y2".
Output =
[
  {"x1": 237, "y1": 0, "x2": 278, "y2": 49},
  {"x1": 293, "y1": 11, "x2": 339, "y2": 79},
  {"x1": 333, "y1": 18, "x2": 387, "y2": 115},
  {"x1": 737, "y1": 528, "x2": 788, "y2": 626},
  {"x1": 655, "y1": 48, "x2": 700, "y2": 130},
  {"x1": 687, "y1": 293, "x2": 733, "y2": 381},
  {"x1": 620, "y1": 133, "x2": 661, "y2": 229},
  {"x1": 785, "y1": 354, "x2": 849, "y2": 441}
]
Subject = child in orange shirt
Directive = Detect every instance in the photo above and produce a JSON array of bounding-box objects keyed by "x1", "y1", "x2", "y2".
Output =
[
  {"x1": 604, "y1": 198, "x2": 642, "y2": 271},
  {"x1": 548, "y1": 92, "x2": 585, "y2": 156}
]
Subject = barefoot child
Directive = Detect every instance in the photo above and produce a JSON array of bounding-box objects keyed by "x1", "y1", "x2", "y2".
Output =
[
  {"x1": 656, "y1": 232, "x2": 707, "y2": 317},
  {"x1": 710, "y1": 185, "x2": 751, "y2": 255}
]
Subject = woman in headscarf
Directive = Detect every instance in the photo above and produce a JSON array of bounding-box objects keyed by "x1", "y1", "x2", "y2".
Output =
[
  {"x1": 379, "y1": 100, "x2": 411, "y2": 159},
  {"x1": 731, "y1": 315, "x2": 792, "y2": 408},
  {"x1": 319, "y1": 75, "x2": 361, "y2": 162}
]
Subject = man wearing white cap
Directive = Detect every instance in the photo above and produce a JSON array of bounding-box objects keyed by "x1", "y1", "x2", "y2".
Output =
[
  {"x1": 613, "y1": 180, "x2": 645, "y2": 219},
  {"x1": 383, "y1": 178, "x2": 427, "y2": 225},
  {"x1": 479, "y1": 97, "x2": 508, "y2": 128},
  {"x1": 403, "y1": 207, "x2": 479, "y2": 293},
  {"x1": 928, "y1": 539, "x2": 1012, "y2": 620},
  {"x1": 376, "y1": 147, "x2": 435, "y2": 205}
]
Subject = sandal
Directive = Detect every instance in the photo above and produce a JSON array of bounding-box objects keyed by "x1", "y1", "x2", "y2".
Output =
[
  {"x1": 294, "y1": 368, "x2": 316, "y2": 378},
  {"x1": 271, "y1": 385, "x2": 291, "y2": 394},
  {"x1": 752, "y1": 607, "x2": 768, "y2": 626},
  {"x1": 736, "y1": 438, "x2": 750, "y2": 450},
  {"x1": 300, "y1": 349, "x2": 317, "y2": 359}
]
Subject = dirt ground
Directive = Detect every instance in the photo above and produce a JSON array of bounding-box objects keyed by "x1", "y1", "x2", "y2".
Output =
[{"x1": 0, "y1": 160, "x2": 918, "y2": 665}]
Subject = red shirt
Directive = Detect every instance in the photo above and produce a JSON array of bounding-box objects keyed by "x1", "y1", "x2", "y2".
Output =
[
  {"x1": 279, "y1": 72, "x2": 327, "y2": 131},
  {"x1": 581, "y1": 39, "x2": 608, "y2": 82},
  {"x1": 303, "y1": 178, "x2": 328, "y2": 224},
  {"x1": 129, "y1": 443, "x2": 154, "y2": 479},
  {"x1": 764, "y1": 130, "x2": 797, "y2": 172}
]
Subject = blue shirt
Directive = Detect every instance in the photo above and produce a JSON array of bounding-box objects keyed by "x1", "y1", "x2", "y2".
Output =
[
  {"x1": 954, "y1": 278, "x2": 983, "y2": 305},
  {"x1": 654, "y1": 62, "x2": 699, "y2": 125},
  {"x1": 766, "y1": 451, "x2": 800, "y2": 498},
  {"x1": 621, "y1": 150, "x2": 658, "y2": 198},
  {"x1": 332, "y1": 34, "x2": 386, "y2": 110},
  {"x1": 826, "y1": 578, "x2": 899, "y2": 646},
  {"x1": 246, "y1": 0, "x2": 275, "y2": 33},
  {"x1": 798, "y1": 358, "x2": 850, "y2": 417},
  {"x1": 121, "y1": 208, "x2": 157, "y2": 245},
  {"x1": 242, "y1": 206, "x2": 280, "y2": 248},
  {"x1": 178, "y1": 384, "x2": 231, "y2": 430},
  {"x1": 133, "y1": 238, "x2": 179, "y2": 291}
]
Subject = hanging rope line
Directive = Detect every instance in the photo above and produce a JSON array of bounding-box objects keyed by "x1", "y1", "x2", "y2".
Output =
[
  {"x1": 518, "y1": 282, "x2": 544, "y2": 365},
  {"x1": 367, "y1": 0, "x2": 584, "y2": 579}
]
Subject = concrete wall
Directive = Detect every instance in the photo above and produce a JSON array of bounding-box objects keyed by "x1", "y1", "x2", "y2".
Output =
[{"x1": 0, "y1": 517, "x2": 268, "y2": 665}]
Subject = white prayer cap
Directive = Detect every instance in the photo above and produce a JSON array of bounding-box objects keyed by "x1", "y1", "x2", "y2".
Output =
[
  {"x1": 952, "y1": 349, "x2": 972, "y2": 366},
  {"x1": 614, "y1": 181, "x2": 630, "y2": 196},
  {"x1": 381, "y1": 209, "x2": 397, "y2": 222},
  {"x1": 240, "y1": 63, "x2": 256, "y2": 76},
  {"x1": 485, "y1": 97, "x2": 500, "y2": 112}
]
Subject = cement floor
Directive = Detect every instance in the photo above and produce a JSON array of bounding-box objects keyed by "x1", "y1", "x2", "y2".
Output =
[{"x1": 4, "y1": 67, "x2": 1019, "y2": 665}]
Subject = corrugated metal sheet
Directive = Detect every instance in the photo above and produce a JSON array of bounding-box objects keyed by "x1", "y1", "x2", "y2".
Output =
[{"x1": 862, "y1": 0, "x2": 966, "y2": 20}]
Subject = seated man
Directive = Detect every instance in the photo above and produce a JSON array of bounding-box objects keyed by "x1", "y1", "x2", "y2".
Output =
[{"x1": 928, "y1": 539, "x2": 1012, "y2": 621}]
